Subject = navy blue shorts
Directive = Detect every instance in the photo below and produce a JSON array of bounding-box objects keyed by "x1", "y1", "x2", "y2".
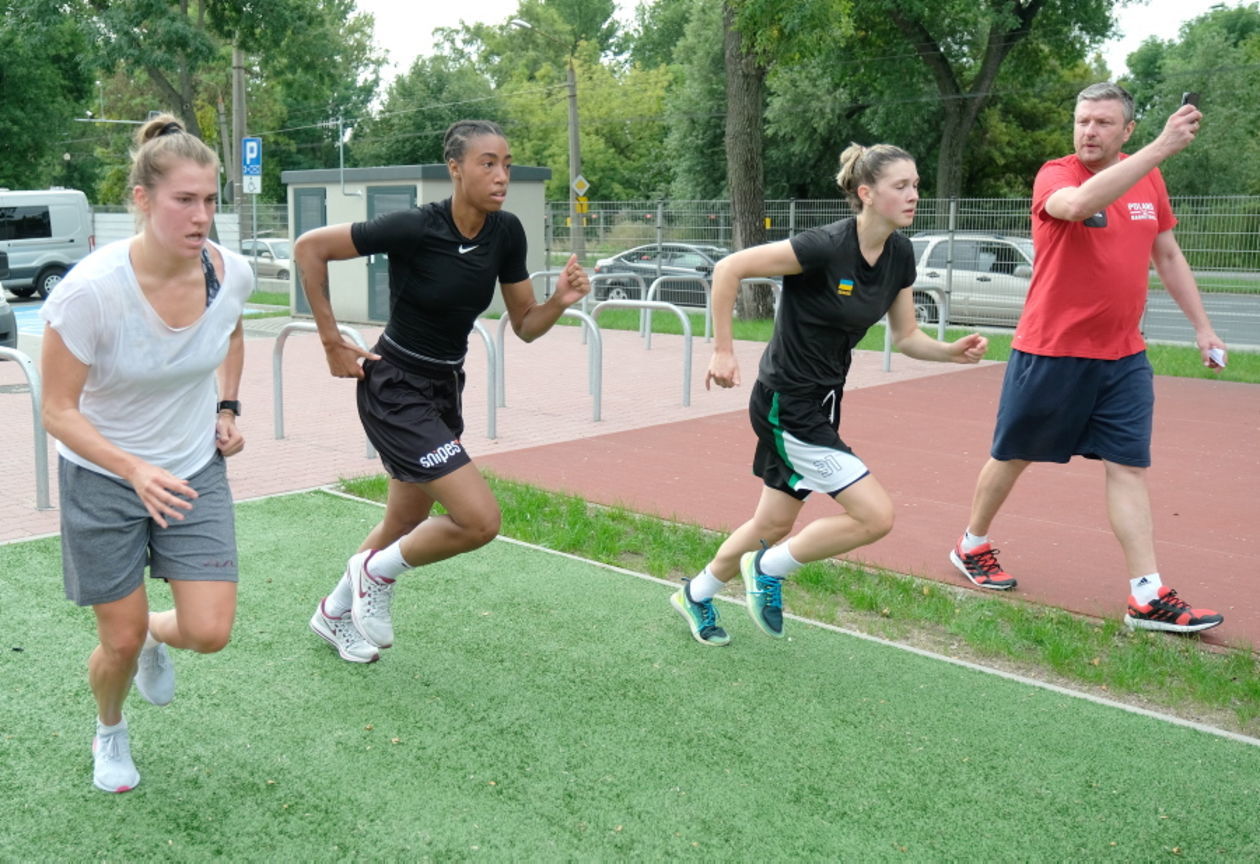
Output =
[{"x1": 991, "y1": 349, "x2": 1154, "y2": 466}]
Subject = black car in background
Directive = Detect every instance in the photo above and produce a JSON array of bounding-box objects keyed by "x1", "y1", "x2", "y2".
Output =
[{"x1": 592, "y1": 243, "x2": 731, "y2": 307}]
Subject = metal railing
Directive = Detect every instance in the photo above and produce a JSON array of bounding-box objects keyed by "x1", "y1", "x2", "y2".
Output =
[
  {"x1": 643, "y1": 275, "x2": 711, "y2": 347},
  {"x1": 272, "y1": 322, "x2": 375, "y2": 457},
  {"x1": 495, "y1": 311, "x2": 602, "y2": 421},
  {"x1": 0, "y1": 347, "x2": 51, "y2": 510},
  {"x1": 589, "y1": 272, "x2": 647, "y2": 342},
  {"x1": 470, "y1": 322, "x2": 498, "y2": 439},
  {"x1": 590, "y1": 300, "x2": 694, "y2": 406}
]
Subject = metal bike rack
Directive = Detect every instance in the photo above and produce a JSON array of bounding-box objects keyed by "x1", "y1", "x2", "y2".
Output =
[
  {"x1": 495, "y1": 310, "x2": 603, "y2": 421},
  {"x1": 272, "y1": 322, "x2": 375, "y2": 458},
  {"x1": 528, "y1": 269, "x2": 567, "y2": 300},
  {"x1": 643, "y1": 275, "x2": 710, "y2": 348},
  {"x1": 591, "y1": 299, "x2": 693, "y2": 406},
  {"x1": 273, "y1": 320, "x2": 500, "y2": 444},
  {"x1": 0, "y1": 347, "x2": 52, "y2": 510},
  {"x1": 471, "y1": 321, "x2": 498, "y2": 439},
  {"x1": 589, "y1": 273, "x2": 648, "y2": 341}
]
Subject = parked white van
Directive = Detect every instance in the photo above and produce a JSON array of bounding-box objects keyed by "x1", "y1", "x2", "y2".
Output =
[{"x1": 0, "y1": 189, "x2": 95, "y2": 299}]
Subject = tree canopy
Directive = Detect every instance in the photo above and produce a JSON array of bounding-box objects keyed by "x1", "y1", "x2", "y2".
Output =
[{"x1": 5, "y1": 0, "x2": 1250, "y2": 208}]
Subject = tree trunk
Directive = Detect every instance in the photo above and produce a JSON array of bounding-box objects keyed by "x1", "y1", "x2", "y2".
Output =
[
  {"x1": 722, "y1": 3, "x2": 773, "y2": 319},
  {"x1": 891, "y1": 1, "x2": 1046, "y2": 199}
]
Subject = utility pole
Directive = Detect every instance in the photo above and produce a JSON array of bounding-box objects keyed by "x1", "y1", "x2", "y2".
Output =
[
  {"x1": 512, "y1": 19, "x2": 585, "y2": 261},
  {"x1": 230, "y1": 44, "x2": 247, "y2": 206},
  {"x1": 564, "y1": 57, "x2": 585, "y2": 261}
]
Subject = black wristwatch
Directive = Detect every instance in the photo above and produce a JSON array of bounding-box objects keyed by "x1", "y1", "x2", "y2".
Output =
[{"x1": 217, "y1": 400, "x2": 241, "y2": 417}]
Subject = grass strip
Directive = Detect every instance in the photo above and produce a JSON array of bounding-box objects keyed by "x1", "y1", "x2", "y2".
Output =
[
  {"x1": 341, "y1": 473, "x2": 1260, "y2": 734},
  {"x1": 551, "y1": 309, "x2": 1259, "y2": 383},
  {"x1": 3, "y1": 491, "x2": 1259, "y2": 860},
  {"x1": 248, "y1": 288, "x2": 289, "y2": 306}
]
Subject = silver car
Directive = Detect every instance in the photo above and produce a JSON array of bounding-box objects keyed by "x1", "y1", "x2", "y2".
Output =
[
  {"x1": 241, "y1": 236, "x2": 292, "y2": 280},
  {"x1": 909, "y1": 232, "x2": 1034, "y2": 327}
]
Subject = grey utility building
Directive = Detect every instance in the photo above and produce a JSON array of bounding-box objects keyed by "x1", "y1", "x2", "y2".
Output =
[{"x1": 281, "y1": 164, "x2": 552, "y2": 323}]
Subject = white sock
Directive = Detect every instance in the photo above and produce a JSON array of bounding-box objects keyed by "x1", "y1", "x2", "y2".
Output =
[
  {"x1": 758, "y1": 541, "x2": 804, "y2": 578},
  {"x1": 1130, "y1": 573, "x2": 1162, "y2": 604},
  {"x1": 961, "y1": 530, "x2": 988, "y2": 552},
  {"x1": 688, "y1": 568, "x2": 725, "y2": 602},
  {"x1": 325, "y1": 574, "x2": 353, "y2": 617},
  {"x1": 366, "y1": 542, "x2": 411, "y2": 581},
  {"x1": 97, "y1": 716, "x2": 126, "y2": 735},
  {"x1": 142, "y1": 630, "x2": 160, "y2": 651}
]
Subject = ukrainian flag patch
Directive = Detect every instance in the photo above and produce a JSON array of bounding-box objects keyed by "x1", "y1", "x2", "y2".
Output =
[{"x1": 836, "y1": 279, "x2": 854, "y2": 296}]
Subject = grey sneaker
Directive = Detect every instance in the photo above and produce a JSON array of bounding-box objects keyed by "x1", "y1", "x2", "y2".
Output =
[
  {"x1": 670, "y1": 580, "x2": 731, "y2": 647},
  {"x1": 134, "y1": 641, "x2": 175, "y2": 706},
  {"x1": 348, "y1": 551, "x2": 395, "y2": 649},
  {"x1": 309, "y1": 600, "x2": 380, "y2": 664},
  {"x1": 741, "y1": 545, "x2": 785, "y2": 638},
  {"x1": 92, "y1": 723, "x2": 140, "y2": 793}
]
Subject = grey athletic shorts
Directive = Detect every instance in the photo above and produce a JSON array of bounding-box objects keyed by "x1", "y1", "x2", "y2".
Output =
[{"x1": 59, "y1": 453, "x2": 238, "y2": 607}]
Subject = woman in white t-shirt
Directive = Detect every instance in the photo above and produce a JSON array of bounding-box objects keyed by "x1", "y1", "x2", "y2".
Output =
[{"x1": 40, "y1": 114, "x2": 252, "y2": 793}]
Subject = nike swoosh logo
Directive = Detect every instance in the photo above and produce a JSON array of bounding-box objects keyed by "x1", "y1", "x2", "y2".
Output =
[{"x1": 459, "y1": 244, "x2": 479, "y2": 254}]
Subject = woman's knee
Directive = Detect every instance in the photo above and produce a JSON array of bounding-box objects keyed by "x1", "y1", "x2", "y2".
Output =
[
  {"x1": 461, "y1": 506, "x2": 501, "y2": 549},
  {"x1": 98, "y1": 628, "x2": 146, "y2": 664},
  {"x1": 861, "y1": 505, "x2": 895, "y2": 542},
  {"x1": 180, "y1": 621, "x2": 233, "y2": 654}
]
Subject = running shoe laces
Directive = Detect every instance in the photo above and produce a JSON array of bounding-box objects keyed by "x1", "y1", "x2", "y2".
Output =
[{"x1": 753, "y1": 572, "x2": 783, "y2": 608}]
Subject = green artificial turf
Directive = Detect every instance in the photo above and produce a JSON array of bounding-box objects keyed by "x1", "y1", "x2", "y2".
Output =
[{"x1": 2, "y1": 491, "x2": 1258, "y2": 860}]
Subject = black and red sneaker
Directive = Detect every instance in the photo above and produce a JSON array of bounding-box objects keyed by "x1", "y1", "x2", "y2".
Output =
[
  {"x1": 949, "y1": 538, "x2": 1018, "y2": 590},
  {"x1": 1124, "y1": 586, "x2": 1223, "y2": 633}
]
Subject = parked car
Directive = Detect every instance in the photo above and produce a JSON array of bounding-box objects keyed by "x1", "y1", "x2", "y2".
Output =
[
  {"x1": 908, "y1": 231, "x2": 1034, "y2": 327},
  {"x1": 0, "y1": 188, "x2": 95, "y2": 299},
  {"x1": 592, "y1": 242, "x2": 731, "y2": 307},
  {"x1": 241, "y1": 235, "x2": 292, "y2": 279},
  {"x1": 1, "y1": 252, "x2": 16, "y2": 349}
]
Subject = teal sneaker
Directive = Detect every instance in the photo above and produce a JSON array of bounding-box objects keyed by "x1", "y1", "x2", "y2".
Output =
[
  {"x1": 741, "y1": 545, "x2": 785, "y2": 638},
  {"x1": 670, "y1": 580, "x2": 731, "y2": 647}
]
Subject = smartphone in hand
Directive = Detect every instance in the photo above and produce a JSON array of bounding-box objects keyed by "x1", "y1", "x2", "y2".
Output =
[{"x1": 1181, "y1": 92, "x2": 1200, "y2": 108}]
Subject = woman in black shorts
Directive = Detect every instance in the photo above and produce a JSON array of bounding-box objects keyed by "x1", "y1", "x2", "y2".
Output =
[
  {"x1": 672, "y1": 143, "x2": 989, "y2": 646},
  {"x1": 297, "y1": 119, "x2": 590, "y2": 663}
]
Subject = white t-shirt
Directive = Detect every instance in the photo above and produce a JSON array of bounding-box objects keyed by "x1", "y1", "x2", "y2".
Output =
[{"x1": 42, "y1": 237, "x2": 253, "y2": 479}]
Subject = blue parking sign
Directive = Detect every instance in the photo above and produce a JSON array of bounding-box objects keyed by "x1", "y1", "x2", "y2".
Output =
[
  {"x1": 242, "y1": 137, "x2": 262, "y2": 175},
  {"x1": 242, "y1": 137, "x2": 262, "y2": 194}
]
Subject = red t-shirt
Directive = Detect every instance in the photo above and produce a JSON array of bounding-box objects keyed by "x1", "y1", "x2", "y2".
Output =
[{"x1": 1012, "y1": 154, "x2": 1176, "y2": 359}]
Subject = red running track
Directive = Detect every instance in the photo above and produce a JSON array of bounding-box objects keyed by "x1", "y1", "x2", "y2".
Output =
[{"x1": 479, "y1": 364, "x2": 1260, "y2": 650}]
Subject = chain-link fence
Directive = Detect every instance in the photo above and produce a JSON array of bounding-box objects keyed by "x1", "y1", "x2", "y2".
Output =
[
  {"x1": 545, "y1": 197, "x2": 1260, "y2": 347},
  {"x1": 91, "y1": 196, "x2": 1253, "y2": 347}
]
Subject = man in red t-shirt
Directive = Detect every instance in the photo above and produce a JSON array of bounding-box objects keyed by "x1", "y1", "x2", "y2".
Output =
[{"x1": 948, "y1": 82, "x2": 1228, "y2": 633}]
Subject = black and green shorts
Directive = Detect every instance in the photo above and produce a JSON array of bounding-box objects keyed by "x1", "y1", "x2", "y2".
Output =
[{"x1": 748, "y1": 381, "x2": 870, "y2": 501}]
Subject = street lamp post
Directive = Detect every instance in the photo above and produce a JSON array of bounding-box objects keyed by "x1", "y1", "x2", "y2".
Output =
[{"x1": 512, "y1": 19, "x2": 585, "y2": 261}]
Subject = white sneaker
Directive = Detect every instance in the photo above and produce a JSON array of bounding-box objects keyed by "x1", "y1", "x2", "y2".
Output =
[
  {"x1": 134, "y1": 641, "x2": 175, "y2": 705},
  {"x1": 347, "y1": 551, "x2": 395, "y2": 648},
  {"x1": 309, "y1": 599, "x2": 379, "y2": 663},
  {"x1": 92, "y1": 724, "x2": 140, "y2": 793}
]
